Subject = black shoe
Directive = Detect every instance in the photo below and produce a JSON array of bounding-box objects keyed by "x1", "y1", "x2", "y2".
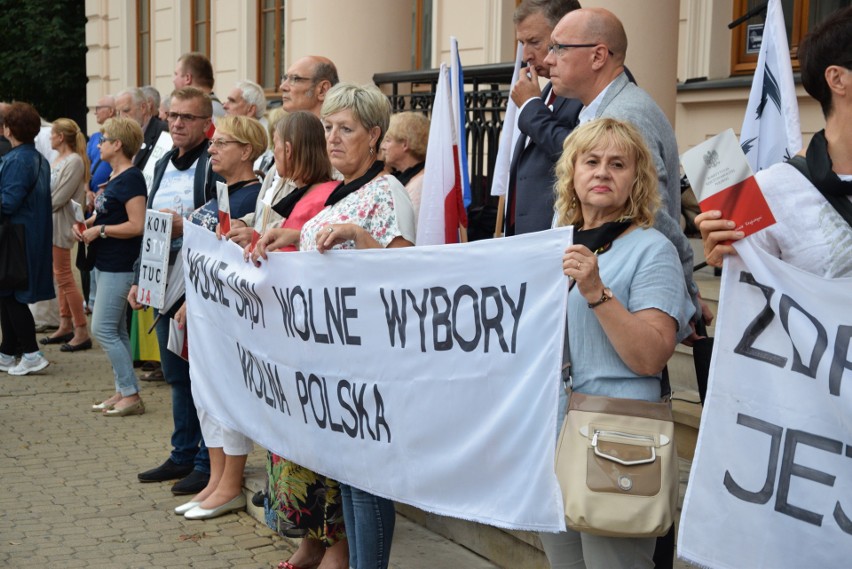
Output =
[
  {"x1": 171, "y1": 469, "x2": 210, "y2": 495},
  {"x1": 138, "y1": 459, "x2": 194, "y2": 483}
]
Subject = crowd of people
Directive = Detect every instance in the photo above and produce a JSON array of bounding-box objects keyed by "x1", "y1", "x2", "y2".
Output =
[{"x1": 1, "y1": 1, "x2": 849, "y2": 568}]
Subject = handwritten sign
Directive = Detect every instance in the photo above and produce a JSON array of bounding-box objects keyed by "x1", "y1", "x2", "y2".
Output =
[{"x1": 136, "y1": 210, "x2": 172, "y2": 309}]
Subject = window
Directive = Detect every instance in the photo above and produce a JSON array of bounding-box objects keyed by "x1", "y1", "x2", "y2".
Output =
[
  {"x1": 411, "y1": 0, "x2": 432, "y2": 70},
  {"x1": 137, "y1": 0, "x2": 151, "y2": 85},
  {"x1": 731, "y1": 0, "x2": 850, "y2": 75},
  {"x1": 258, "y1": 0, "x2": 285, "y2": 91},
  {"x1": 191, "y1": 0, "x2": 211, "y2": 56}
]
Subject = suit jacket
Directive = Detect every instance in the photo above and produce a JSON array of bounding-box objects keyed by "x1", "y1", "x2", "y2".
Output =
[
  {"x1": 506, "y1": 84, "x2": 581, "y2": 235},
  {"x1": 133, "y1": 116, "x2": 169, "y2": 171},
  {"x1": 595, "y1": 71, "x2": 699, "y2": 313}
]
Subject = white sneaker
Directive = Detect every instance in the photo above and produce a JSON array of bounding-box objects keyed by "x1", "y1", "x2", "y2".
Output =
[
  {"x1": 0, "y1": 352, "x2": 15, "y2": 372},
  {"x1": 8, "y1": 351, "x2": 49, "y2": 376}
]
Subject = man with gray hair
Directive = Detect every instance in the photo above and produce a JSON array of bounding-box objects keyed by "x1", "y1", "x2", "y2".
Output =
[
  {"x1": 140, "y1": 85, "x2": 161, "y2": 120},
  {"x1": 115, "y1": 87, "x2": 168, "y2": 170},
  {"x1": 505, "y1": 0, "x2": 582, "y2": 236},
  {"x1": 224, "y1": 80, "x2": 267, "y2": 122}
]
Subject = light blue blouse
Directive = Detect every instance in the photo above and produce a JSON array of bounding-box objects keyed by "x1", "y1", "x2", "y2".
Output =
[{"x1": 558, "y1": 227, "x2": 694, "y2": 423}]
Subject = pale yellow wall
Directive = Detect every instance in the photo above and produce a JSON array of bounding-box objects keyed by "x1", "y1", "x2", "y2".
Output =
[
  {"x1": 210, "y1": 0, "x2": 258, "y2": 95},
  {"x1": 583, "y1": 0, "x2": 681, "y2": 125},
  {"x1": 286, "y1": 0, "x2": 411, "y2": 84},
  {"x1": 433, "y1": 0, "x2": 516, "y2": 67},
  {"x1": 675, "y1": 86, "x2": 824, "y2": 153}
]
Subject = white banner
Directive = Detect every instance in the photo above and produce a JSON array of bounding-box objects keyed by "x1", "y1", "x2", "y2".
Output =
[
  {"x1": 182, "y1": 222, "x2": 572, "y2": 531},
  {"x1": 678, "y1": 239, "x2": 852, "y2": 568}
]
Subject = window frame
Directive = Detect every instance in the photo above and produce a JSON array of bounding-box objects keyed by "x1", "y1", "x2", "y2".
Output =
[
  {"x1": 191, "y1": 0, "x2": 212, "y2": 57},
  {"x1": 730, "y1": 0, "x2": 836, "y2": 75},
  {"x1": 256, "y1": 0, "x2": 285, "y2": 94},
  {"x1": 136, "y1": 0, "x2": 152, "y2": 86}
]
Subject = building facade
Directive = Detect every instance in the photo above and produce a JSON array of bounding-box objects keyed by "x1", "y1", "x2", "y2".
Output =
[{"x1": 85, "y1": 0, "x2": 837, "y2": 157}]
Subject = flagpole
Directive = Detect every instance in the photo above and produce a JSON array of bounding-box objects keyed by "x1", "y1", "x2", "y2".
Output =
[{"x1": 494, "y1": 195, "x2": 505, "y2": 238}]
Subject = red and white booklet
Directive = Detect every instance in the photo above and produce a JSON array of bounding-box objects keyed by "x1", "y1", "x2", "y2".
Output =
[
  {"x1": 681, "y1": 129, "x2": 776, "y2": 238},
  {"x1": 216, "y1": 180, "x2": 231, "y2": 234}
]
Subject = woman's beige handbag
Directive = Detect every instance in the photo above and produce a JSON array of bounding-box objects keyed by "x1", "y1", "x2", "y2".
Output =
[{"x1": 555, "y1": 391, "x2": 678, "y2": 538}]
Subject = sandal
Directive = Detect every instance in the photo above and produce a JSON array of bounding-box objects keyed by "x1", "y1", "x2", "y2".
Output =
[{"x1": 278, "y1": 562, "x2": 315, "y2": 569}]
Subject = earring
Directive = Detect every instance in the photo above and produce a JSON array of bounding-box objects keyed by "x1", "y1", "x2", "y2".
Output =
[
  {"x1": 369, "y1": 147, "x2": 375, "y2": 158},
  {"x1": 570, "y1": 196, "x2": 578, "y2": 209}
]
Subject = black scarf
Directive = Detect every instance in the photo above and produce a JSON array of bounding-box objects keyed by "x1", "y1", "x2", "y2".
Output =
[
  {"x1": 272, "y1": 183, "x2": 311, "y2": 219},
  {"x1": 393, "y1": 162, "x2": 424, "y2": 186},
  {"x1": 573, "y1": 220, "x2": 633, "y2": 254},
  {"x1": 171, "y1": 139, "x2": 208, "y2": 171},
  {"x1": 568, "y1": 220, "x2": 632, "y2": 290},
  {"x1": 325, "y1": 160, "x2": 385, "y2": 207},
  {"x1": 806, "y1": 130, "x2": 852, "y2": 197}
]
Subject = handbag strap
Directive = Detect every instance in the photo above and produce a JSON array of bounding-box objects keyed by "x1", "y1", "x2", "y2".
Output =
[{"x1": 561, "y1": 289, "x2": 671, "y2": 401}]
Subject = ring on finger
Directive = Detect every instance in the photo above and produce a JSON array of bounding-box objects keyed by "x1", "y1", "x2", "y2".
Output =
[{"x1": 327, "y1": 226, "x2": 334, "y2": 233}]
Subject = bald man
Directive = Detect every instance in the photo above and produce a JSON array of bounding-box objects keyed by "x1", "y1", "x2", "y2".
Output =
[
  {"x1": 278, "y1": 55, "x2": 338, "y2": 116},
  {"x1": 545, "y1": 7, "x2": 702, "y2": 326}
]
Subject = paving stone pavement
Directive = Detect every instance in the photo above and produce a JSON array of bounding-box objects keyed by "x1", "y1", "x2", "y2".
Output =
[
  {"x1": 2, "y1": 329, "x2": 698, "y2": 569},
  {"x1": 0, "y1": 330, "x2": 499, "y2": 569}
]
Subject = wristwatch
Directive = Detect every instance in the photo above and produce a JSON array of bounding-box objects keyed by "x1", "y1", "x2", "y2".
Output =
[
  {"x1": 588, "y1": 287, "x2": 613, "y2": 309},
  {"x1": 99, "y1": 225, "x2": 107, "y2": 239}
]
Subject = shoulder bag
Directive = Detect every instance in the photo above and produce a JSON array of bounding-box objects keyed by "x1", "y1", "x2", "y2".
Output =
[{"x1": 554, "y1": 300, "x2": 678, "y2": 538}]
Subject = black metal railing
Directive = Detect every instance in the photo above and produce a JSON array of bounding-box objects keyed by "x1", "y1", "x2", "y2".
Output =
[{"x1": 374, "y1": 63, "x2": 514, "y2": 241}]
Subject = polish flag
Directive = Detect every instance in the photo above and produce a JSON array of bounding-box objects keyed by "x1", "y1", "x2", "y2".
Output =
[{"x1": 417, "y1": 59, "x2": 468, "y2": 245}]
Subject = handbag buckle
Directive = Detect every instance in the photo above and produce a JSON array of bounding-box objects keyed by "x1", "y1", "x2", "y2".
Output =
[{"x1": 591, "y1": 430, "x2": 657, "y2": 466}]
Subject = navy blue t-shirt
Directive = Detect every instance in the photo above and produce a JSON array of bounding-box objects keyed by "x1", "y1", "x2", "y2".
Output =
[{"x1": 94, "y1": 168, "x2": 147, "y2": 272}]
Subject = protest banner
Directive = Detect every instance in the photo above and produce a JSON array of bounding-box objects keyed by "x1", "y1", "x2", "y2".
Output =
[
  {"x1": 678, "y1": 239, "x2": 852, "y2": 568},
  {"x1": 136, "y1": 210, "x2": 172, "y2": 309},
  {"x1": 182, "y1": 222, "x2": 572, "y2": 531}
]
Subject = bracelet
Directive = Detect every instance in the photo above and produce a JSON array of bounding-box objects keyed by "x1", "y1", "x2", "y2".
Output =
[
  {"x1": 99, "y1": 225, "x2": 107, "y2": 239},
  {"x1": 588, "y1": 287, "x2": 613, "y2": 309}
]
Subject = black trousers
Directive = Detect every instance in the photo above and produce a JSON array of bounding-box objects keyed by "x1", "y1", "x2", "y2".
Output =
[{"x1": 0, "y1": 296, "x2": 38, "y2": 354}]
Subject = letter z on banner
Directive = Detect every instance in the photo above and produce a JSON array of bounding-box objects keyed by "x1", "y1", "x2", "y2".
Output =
[
  {"x1": 182, "y1": 222, "x2": 572, "y2": 531},
  {"x1": 678, "y1": 239, "x2": 852, "y2": 568}
]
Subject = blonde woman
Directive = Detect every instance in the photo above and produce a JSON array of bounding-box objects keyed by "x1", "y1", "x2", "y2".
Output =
[
  {"x1": 542, "y1": 118, "x2": 694, "y2": 569},
  {"x1": 380, "y1": 111, "x2": 429, "y2": 219},
  {"x1": 40, "y1": 118, "x2": 92, "y2": 351},
  {"x1": 76, "y1": 117, "x2": 147, "y2": 416}
]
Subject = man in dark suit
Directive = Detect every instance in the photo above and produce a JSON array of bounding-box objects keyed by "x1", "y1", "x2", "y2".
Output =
[{"x1": 505, "y1": 0, "x2": 582, "y2": 236}]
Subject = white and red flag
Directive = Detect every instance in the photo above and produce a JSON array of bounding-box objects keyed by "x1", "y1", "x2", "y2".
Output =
[{"x1": 418, "y1": 51, "x2": 468, "y2": 245}]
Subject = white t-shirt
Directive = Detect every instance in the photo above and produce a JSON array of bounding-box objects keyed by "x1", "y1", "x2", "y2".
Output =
[{"x1": 151, "y1": 159, "x2": 198, "y2": 215}]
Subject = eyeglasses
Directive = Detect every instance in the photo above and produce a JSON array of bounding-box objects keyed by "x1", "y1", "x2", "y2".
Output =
[
  {"x1": 280, "y1": 74, "x2": 315, "y2": 85},
  {"x1": 93, "y1": 106, "x2": 113, "y2": 112},
  {"x1": 548, "y1": 43, "x2": 614, "y2": 56},
  {"x1": 209, "y1": 138, "x2": 246, "y2": 149},
  {"x1": 97, "y1": 137, "x2": 117, "y2": 145},
  {"x1": 166, "y1": 112, "x2": 210, "y2": 122}
]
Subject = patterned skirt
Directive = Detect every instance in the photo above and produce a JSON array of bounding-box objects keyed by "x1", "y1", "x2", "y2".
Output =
[{"x1": 264, "y1": 451, "x2": 346, "y2": 546}]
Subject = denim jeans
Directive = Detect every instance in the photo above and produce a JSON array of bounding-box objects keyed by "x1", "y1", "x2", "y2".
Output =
[
  {"x1": 91, "y1": 271, "x2": 138, "y2": 396},
  {"x1": 154, "y1": 309, "x2": 209, "y2": 473},
  {"x1": 340, "y1": 484, "x2": 396, "y2": 569}
]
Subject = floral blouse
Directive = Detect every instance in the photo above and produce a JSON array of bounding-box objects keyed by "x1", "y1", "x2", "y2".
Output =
[{"x1": 299, "y1": 174, "x2": 416, "y2": 251}]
